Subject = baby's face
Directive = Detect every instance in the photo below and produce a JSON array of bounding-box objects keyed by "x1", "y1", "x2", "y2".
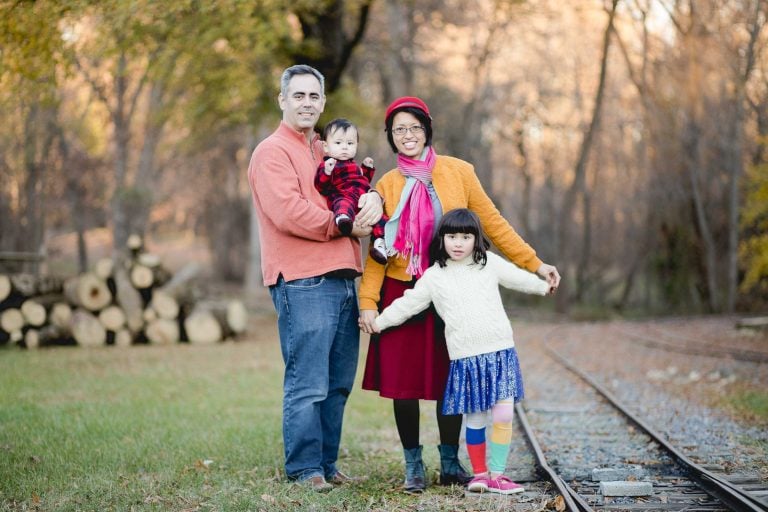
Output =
[{"x1": 323, "y1": 126, "x2": 358, "y2": 161}]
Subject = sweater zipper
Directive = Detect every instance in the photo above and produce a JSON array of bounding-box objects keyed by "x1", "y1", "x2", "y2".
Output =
[{"x1": 309, "y1": 135, "x2": 317, "y2": 161}]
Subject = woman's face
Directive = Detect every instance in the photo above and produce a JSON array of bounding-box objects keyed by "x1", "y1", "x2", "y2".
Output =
[{"x1": 391, "y1": 112, "x2": 426, "y2": 158}]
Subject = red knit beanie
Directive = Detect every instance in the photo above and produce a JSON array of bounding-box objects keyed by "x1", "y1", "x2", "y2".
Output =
[{"x1": 384, "y1": 96, "x2": 431, "y2": 124}]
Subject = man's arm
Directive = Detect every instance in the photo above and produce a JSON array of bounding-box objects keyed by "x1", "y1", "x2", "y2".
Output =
[{"x1": 249, "y1": 146, "x2": 336, "y2": 241}]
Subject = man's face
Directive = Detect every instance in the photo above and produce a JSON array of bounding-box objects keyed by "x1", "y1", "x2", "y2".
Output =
[{"x1": 279, "y1": 74, "x2": 325, "y2": 134}]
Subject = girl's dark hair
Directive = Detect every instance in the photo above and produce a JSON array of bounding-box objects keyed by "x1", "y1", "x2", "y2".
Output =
[
  {"x1": 429, "y1": 208, "x2": 490, "y2": 268},
  {"x1": 322, "y1": 118, "x2": 358, "y2": 140},
  {"x1": 384, "y1": 107, "x2": 433, "y2": 153}
]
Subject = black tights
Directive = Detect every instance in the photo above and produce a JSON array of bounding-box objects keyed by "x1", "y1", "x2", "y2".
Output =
[{"x1": 393, "y1": 398, "x2": 463, "y2": 450}]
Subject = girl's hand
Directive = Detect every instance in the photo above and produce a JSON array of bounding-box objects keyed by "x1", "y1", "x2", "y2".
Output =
[
  {"x1": 358, "y1": 309, "x2": 379, "y2": 334},
  {"x1": 536, "y1": 262, "x2": 561, "y2": 290}
]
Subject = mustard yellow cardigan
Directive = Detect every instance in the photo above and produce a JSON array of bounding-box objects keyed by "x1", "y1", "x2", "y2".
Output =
[{"x1": 358, "y1": 155, "x2": 543, "y2": 310}]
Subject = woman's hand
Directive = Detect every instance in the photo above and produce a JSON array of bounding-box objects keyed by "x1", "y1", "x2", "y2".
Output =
[
  {"x1": 356, "y1": 191, "x2": 383, "y2": 227},
  {"x1": 358, "y1": 309, "x2": 380, "y2": 334},
  {"x1": 536, "y1": 262, "x2": 561, "y2": 291}
]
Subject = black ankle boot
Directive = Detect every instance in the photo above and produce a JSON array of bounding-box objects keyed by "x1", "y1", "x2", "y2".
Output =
[
  {"x1": 403, "y1": 445, "x2": 426, "y2": 493},
  {"x1": 438, "y1": 444, "x2": 472, "y2": 485}
]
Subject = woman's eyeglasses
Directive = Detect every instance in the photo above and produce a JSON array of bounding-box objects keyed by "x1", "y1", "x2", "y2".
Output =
[{"x1": 391, "y1": 125, "x2": 425, "y2": 137}]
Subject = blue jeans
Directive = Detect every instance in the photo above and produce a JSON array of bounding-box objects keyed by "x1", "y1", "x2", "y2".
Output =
[{"x1": 269, "y1": 275, "x2": 360, "y2": 481}]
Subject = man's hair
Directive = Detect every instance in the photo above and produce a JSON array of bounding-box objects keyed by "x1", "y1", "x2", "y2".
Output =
[
  {"x1": 280, "y1": 64, "x2": 325, "y2": 96},
  {"x1": 429, "y1": 208, "x2": 490, "y2": 268},
  {"x1": 322, "y1": 118, "x2": 358, "y2": 141}
]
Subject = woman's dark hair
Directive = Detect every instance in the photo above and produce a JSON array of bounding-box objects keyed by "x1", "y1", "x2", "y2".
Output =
[
  {"x1": 322, "y1": 118, "x2": 358, "y2": 141},
  {"x1": 384, "y1": 107, "x2": 433, "y2": 153},
  {"x1": 429, "y1": 208, "x2": 490, "y2": 268}
]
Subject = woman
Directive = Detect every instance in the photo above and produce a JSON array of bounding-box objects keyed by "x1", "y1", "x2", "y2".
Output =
[{"x1": 357, "y1": 96, "x2": 560, "y2": 493}]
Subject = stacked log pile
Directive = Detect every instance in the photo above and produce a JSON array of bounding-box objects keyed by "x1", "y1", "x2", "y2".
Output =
[{"x1": 0, "y1": 236, "x2": 247, "y2": 348}]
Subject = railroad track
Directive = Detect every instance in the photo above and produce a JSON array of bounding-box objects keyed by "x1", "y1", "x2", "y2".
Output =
[
  {"x1": 610, "y1": 323, "x2": 768, "y2": 364},
  {"x1": 503, "y1": 334, "x2": 768, "y2": 511}
]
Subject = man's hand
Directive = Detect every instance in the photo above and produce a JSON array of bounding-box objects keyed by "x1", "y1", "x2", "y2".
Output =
[
  {"x1": 536, "y1": 262, "x2": 561, "y2": 292},
  {"x1": 350, "y1": 223, "x2": 373, "y2": 238},
  {"x1": 358, "y1": 309, "x2": 379, "y2": 334},
  {"x1": 324, "y1": 158, "x2": 336, "y2": 175},
  {"x1": 362, "y1": 157, "x2": 374, "y2": 168},
  {"x1": 356, "y1": 191, "x2": 383, "y2": 227}
]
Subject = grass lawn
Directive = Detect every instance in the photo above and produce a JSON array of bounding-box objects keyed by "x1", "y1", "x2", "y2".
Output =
[{"x1": 0, "y1": 315, "x2": 512, "y2": 512}]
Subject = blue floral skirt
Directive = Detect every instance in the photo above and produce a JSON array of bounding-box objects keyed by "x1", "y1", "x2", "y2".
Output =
[{"x1": 442, "y1": 347, "x2": 525, "y2": 415}]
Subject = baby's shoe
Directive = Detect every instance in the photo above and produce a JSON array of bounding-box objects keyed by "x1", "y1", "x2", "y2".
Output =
[
  {"x1": 487, "y1": 475, "x2": 524, "y2": 494},
  {"x1": 336, "y1": 214, "x2": 352, "y2": 235},
  {"x1": 370, "y1": 238, "x2": 388, "y2": 264}
]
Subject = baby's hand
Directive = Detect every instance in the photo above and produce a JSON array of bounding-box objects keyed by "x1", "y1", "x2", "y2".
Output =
[
  {"x1": 362, "y1": 157, "x2": 374, "y2": 168},
  {"x1": 323, "y1": 158, "x2": 336, "y2": 175}
]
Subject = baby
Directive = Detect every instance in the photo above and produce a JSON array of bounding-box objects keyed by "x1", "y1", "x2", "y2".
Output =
[{"x1": 315, "y1": 118, "x2": 388, "y2": 264}]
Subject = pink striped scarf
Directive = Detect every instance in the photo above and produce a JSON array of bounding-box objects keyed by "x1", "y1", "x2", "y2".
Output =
[{"x1": 392, "y1": 147, "x2": 437, "y2": 277}]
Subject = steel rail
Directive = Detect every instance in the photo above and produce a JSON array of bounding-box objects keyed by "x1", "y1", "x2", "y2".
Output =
[
  {"x1": 515, "y1": 402, "x2": 594, "y2": 511},
  {"x1": 612, "y1": 325, "x2": 768, "y2": 364},
  {"x1": 545, "y1": 343, "x2": 768, "y2": 512}
]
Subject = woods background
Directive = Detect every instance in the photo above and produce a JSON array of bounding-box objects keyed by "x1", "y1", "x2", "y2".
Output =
[{"x1": 2, "y1": 0, "x2": 767, "y2": 316}]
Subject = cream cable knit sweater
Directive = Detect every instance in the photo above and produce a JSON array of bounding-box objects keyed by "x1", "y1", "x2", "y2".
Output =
[{"x1": 374, "y1": 252, "x2": 549, "y2": 360}]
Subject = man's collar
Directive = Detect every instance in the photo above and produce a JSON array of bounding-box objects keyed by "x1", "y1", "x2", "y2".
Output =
[{"x1": 279, "y1": 121, "x2": 318, "y2": 144}]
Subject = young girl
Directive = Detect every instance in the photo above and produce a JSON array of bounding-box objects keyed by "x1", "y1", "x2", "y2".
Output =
[{"x1": 370, "y1": 208, "x2": 552, "y2": 494}]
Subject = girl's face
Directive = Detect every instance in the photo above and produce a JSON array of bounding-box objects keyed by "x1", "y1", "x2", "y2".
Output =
[
  {"x1": 443, "y1": 232, "x2": 476, "y2": 261},
  {"x1": 391, "y1": 112, "x2": 426, "y2": 158}
]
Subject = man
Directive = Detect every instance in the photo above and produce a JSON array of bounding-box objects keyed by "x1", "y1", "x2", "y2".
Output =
[{"x1": 247, "y1": 64, "x2": 382, "y2": 491}]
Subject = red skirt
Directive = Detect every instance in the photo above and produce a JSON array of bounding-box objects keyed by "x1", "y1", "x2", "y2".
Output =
[{"x1": 361, "y1": 277, "x2": 450, "y2": 400}]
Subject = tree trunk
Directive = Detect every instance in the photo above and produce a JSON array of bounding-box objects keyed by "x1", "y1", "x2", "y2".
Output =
[
  {"x1": 724, "y1": 1, "x2": 765, "y2": 312},
  {"x1": 379, "y1": 0, "x2": 415, "y2": 99},
  {"x1": 112, "y1": 52, "x2": 131, "y2": 252},
  {"x1": 684, "y1": 118, "x2": 719, "y2": 311},
  {"x1": 512, "y1": 119, "x2": 533, "y2": 237},
  {"x1": 293, "y1": 0, "x2": 373, "y2": 93},
  {"x1": 555, "y1": 0, "x2": 618, "y2": 312}
]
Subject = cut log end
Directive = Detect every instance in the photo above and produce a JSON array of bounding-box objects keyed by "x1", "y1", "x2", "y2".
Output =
[
  {"x1": 71, "y1": 310, "x2": 107, "y2": 347},
  {"x1": 24, "y1": 329, "x2": 40, "y2": 349},
  {"x1": 130, "y1": 265, "x2": 154, "y2": 289},
  {"x1": 184, "y1": 310, "x2": 222, "y2": 344},
  {"x1": 114, "y1": 329, "x2": 133, "y2": 347},
  {"x1": 127, "y1": 234, "x2": 144, "y2": 251},
  {"x1": 65, "y1": 273, "x2": 112, "y2": 311},
  {"x1": 0, "y1": 274, "x2": 10, "y2": 302},
  {"x1": 1, "y1": 308, "x2": 25, "y2": 333},
  {"x1": 93, "y1": 258, "x2": 114, "y2": 280},
  {"x1": 227, "y1": 300, "x2": 248, "y2": 334},
  {"x1": 150, "y1": 290, "x2": 179, "y2": 320},
  {"x1": 21, "y1": 300, "x2": 47, "y2": 327},
  {"x1": 50, "y1": 302, "x2": 73, "y2": 329},
  {"x1": 146, "y1": 319, "x2": 180, "y2": 344},
  {"x1": 98, "y1": 305, "x2": 126, "y2": 331}
]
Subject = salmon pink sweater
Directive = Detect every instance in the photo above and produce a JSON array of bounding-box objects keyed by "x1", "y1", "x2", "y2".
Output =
[{"x1": 248, "y1": 122, "x2": 362, "y2": 286}]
